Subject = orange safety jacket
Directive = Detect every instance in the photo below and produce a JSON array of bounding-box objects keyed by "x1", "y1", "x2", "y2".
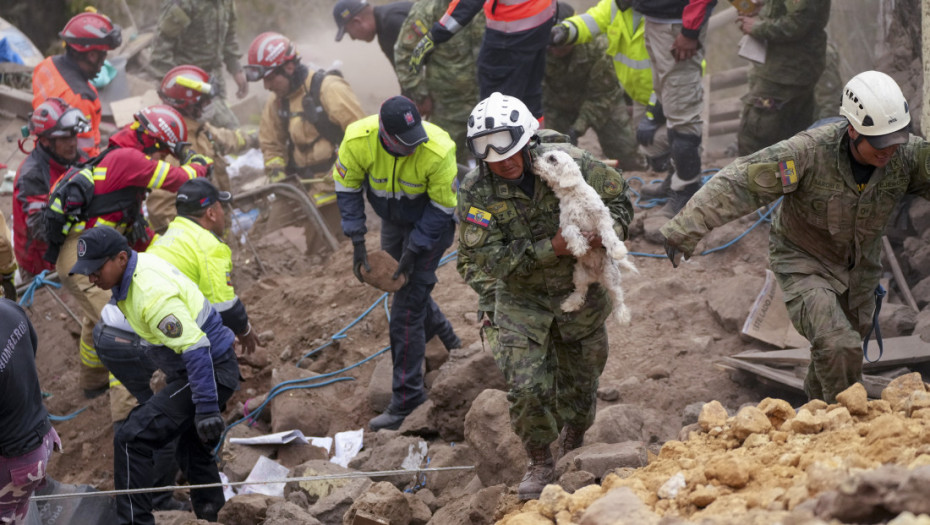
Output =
[
  {"x1": 32, "y1": 55, "x2": 103, "y2": 158},
  {"x1": 433, "y1": 0, "x2": 555, "y2": 42}
]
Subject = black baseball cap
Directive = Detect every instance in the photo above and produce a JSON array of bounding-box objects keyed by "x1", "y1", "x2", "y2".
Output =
[
  {"x1": 379, "y1": 96, "x2": 428, "y2": 147},
  {"x1": 333, "y1": 0, "x2": 368, "y2": 41},
  {"x1": 176, "y1": 178, "x2": 232, "y2": 215},
  {"x1": 69, "y1": 226, "x2": 130, "y2": 276}
]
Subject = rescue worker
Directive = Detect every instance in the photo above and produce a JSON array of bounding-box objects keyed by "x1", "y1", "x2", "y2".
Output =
[
  {"x1": 0, "y1": 299, "x2": 61, "y2": 524},
  {"x1": 662, "y1": 71, "x2": 929, "y2": 404},
  {"x1": 393, "y1": 0, "x2": 483, "y2": 164},
  {"x1": 334, "y1": 96, "x2": 461, "y2": 431},
  {"x1": 148, "y1": 64, "x2": 257, "y2": 233},
  {"x1": 544, "y1": 4, "x2": 642, "y2": 172},
  {"x1": 32, "y1": 11, "x2": 122, "y2": 157},
  {"x1": 150, "y1": 0, "x2": 248, "y2": 129},
  {"x1": 631, "y1": 0, "x2": 716, "y2": 215},
  {"x1": 13, "y1": 98, "x2": 87, "y2": 283},
  {"x1": 550, "y1": 0, "x2": 670, "y2": 195},
  {"x1": 43, "y1": 104, "x2": 212, "y2": 401},
  {"x1": 69, "y1": 226, "x2": 238, "y2": 524},
  {"x1": 736, "y1": 0, "x2": 830, "y2": 156},
  {"x1": 456, "y1": 92, "x2": 633, "y2": 500},
  {"x1": 409, "y1": 0, "x2": 556, "y2": 120},
  {"x1": 333, "y1": 0, "x2": 412, "y2": 65},
  {"x1": 246, "y1": 32, "x2": 364, "y2": 193}
]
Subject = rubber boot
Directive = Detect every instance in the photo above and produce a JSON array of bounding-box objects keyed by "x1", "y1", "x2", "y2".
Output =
[
  {"x1": 638, "y1": 154, "x2": 672, "y2": 200},
  {"x1": 660, "y1": 181, "x2": 701, "y2": 218},
  {"x1": 555, "y1": 425, "x2": 586, "y2": 463},
  {"x1": 369, "y1": 407, "x2": 407, "y2": 431},
  {"x1": 518, "y1": 445, "x2": 555, "y2": 500},
  {"x1": 662, "y1": 129, "x2": 703, "y2": 217}
]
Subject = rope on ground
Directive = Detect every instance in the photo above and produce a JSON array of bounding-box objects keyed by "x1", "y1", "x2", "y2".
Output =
[
  {"x1": 29, "y1": 465, "x2": 476, "y2": 501},
  {"x1": 48, "y1": 407, "x2": 88, "y2": 422},
  {"x1": 18, "y1": 270, "x2": 62, "y2": 307}
]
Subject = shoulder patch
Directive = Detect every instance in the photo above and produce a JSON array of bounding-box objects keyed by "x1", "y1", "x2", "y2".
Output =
[
  {"x1": 157, "y1": 314, "x2": 183, "y2": 338},
  {"x1": 778, "y1": 159, "x2": 798, "y2": 192},
  {"x1": 748, "y1": 162, "x2": 780, "y2": 189},
  {"x1": 466, "y1": 207, "x2": 491, "y2": 228},
  {"x1": 487, "y1": 202, "x2": 507, "y2": 214},
  {"x1": 461, "y1": 223, "x2": 489, "y2": 248},
  {"x1": 602, "y1": 177, "x2": 622, "y2": 196}
]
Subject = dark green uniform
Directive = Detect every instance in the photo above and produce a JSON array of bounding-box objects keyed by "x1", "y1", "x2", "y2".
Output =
[
  {"x1": 663, "y1": 121, "x2": 930, "y2": 403},
  {"x1": 737, "y1": 0, "x2": 830, "y2": 156},
  {"x1": 151, "y1": 0, "x2": 243, "y2": 129},
  {"x1": 544, "y1": 36, "x2": 641, "y2": 171},
  {"x1": 394, "y1": 0, "x2": 483, "y2": 164},
  {"x1": 457, "y1": 139, "x2": 633, "y2": 447},
  {"x1": 813, "y1": 41, "x2": 842, "y2": 121}
]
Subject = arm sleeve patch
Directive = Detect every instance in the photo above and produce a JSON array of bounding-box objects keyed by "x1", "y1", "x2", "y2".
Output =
[{"x1": 157, "y1": 314, "x2": 184, "y2": 338}]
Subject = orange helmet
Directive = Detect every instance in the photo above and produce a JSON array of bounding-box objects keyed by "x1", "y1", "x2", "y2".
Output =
[
  {"x1": 158, "y1": 65, "x2": 216, "y2": 114},
  {"x1": 133, "y1": 105, "x2": 187, "y2": 152},
  {"x1": 244, "y1": 32, "x2": 297, "y2": 81},
  {"x1": 29, "y1": 98, "x2": 90, "y2": 138},
  {"x1": 59, "y1": 12, "x2": 122, "y2": 52}
]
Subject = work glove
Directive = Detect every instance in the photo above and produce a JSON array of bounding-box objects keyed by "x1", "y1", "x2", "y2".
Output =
[
  {"x1": 194, "y1": 412, "x2": 225, "y2": 443},
  {"x1": 664, "y1": 238, "x2": 689, "y2": 268},
  {"x1": 172, "y1": 141, "x2": 192, "y2": 162},
  {"x1": 268, "y1": 170, "x2": 288, "y2": 184},
  {"x1": 567, "y1": 128, "x2": 580, "y2": 146},
  {"x1": 409, "y1": 32, "x2": 436, "y2": 73},
  {"x1": 636, "y1": 100, "x2": 665, "y2": 147},
  {"x1": 1, "y1": 273, "x2": 16, "y2": 301},
  {"x1": 352, "y1": 240, "x2": 370, "y2": 283},
  {"x1": 393, "y1": 248, "x2": 416, "y2": 282},
  {"x1": 549, "y1": 22, "x2": 574, "y2": 46},
  {"x1": 184, "y1": 152, "x2": 215, "y2": 179}
]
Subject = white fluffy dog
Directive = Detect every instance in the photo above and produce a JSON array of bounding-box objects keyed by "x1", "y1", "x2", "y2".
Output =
[{"x1": 534, "y1": 149, "x2": 637, "y2": 325}]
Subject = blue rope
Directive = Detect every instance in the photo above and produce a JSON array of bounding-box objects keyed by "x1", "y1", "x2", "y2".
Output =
[
  {"x1": 18, "y1": 270, "x2": 62, "y2": 307},
  {"x1": 48, "y1": 407, "x2": 87, "y2": 422}
]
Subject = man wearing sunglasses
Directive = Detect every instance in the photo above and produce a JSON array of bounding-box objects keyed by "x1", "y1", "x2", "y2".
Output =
[
  {"x1": 246, "y1": 32, "x2": 364, "y2": 200},
  {"x1": 32, "y1": 12, "x2": 122, "y2": 158},
  {"x1": 333, "y1": 95, "x2": 461, "y2": 432},
  {"x1": 456, "y1": 92, "x2": 633, "y2": 500}
]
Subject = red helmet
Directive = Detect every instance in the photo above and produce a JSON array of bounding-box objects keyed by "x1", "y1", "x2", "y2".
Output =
[
  {"x1": 133, "y1": 105, "x2": 188, "y2": 152},
  {"x1": 29, "y1": 98, "x2": 90, "y2": 138},
  {"x1": 244, "y1": 32, "x2": 297, "y2": 81},
  {"x1": 59, "y1": 12, "x2": 122, "y2": 52},
  {"x1": 158, "y1": 65, "x2": 216, "y2": 113}
]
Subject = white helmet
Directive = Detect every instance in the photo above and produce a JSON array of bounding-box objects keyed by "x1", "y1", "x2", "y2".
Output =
[
  {"x1": 840, "y1": 70, "x2": 910, "y2": 148},
  {"x1": 466, "y1": 92, "x2": 539, "y2": 162}
]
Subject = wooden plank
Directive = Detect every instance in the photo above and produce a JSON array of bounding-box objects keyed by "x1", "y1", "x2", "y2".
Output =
[
  {"x1": 709, "y1": 66, "x2": 750, "y2": 91},
  {"x1": 0, "y1": 85, "x2": 32, "y2": 118},
  {"x1": 709, "y1": 119, "x2": 741, "y2": 137},
  {"x1": 709, "y1": 97, "x2": 743, "y2": 122},
  {"x1": 721, "y1": 357, "x2": 890, "y2": 399},
  {"x1": 731, "y1": 335, "x2": 930, "y2": 370}
]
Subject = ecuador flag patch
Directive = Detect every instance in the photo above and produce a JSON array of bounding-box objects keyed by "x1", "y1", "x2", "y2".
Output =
[{"x1": 466, "y1": 207, "x2": 491, "y2": 228}]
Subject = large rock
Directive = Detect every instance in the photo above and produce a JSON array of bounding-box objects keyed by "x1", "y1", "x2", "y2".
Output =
[
  {"x1": 878, "y1": 303, "x2": 917, "y2": 337},
  {"x1": 348, "y1": 435, "x2": 425, "y2": 491},
  {"x1": 417, "y1": 442, "x2": 476, "y2": 496},
  {"x1": 730, "y1": 406, "x2": 772, "y2": 441},
  {"x1": 705, "y1": 453, "x2": 751, "y2": 489},
  {"x1": 698, "y1": 400, "x2": 729, "y2": 432},
  {"x1": 222, "y1": 424, "x2": 278, "y2": 482},
  {"x1": 835, "y1": 383, "x2": 869, "y2": 416},
  {"x1": 367, "y1": 354, "x2": 394, "y2": 414},
  {"x1": 571, "y1": 442, "x2": 648, "y2": 479},
  {"x1": 427, "y1": 484, "x2": 511, "y2": 525},
  {"x1": 705, "y1": 274, "x2": 765, "y2": 332},
  {"x1": 882, "y1": 372, "x2": 927, "y2": 412},
  {"x1": 578, "y1": 487, "x2": 661, "y2": 525},
  {"x1": 271, "y1": 366, "x2": 352, "y2": 437},
  {"x1": 424, "y1": 338, "x2": 449, "y2": 373},
  {"x1": 284, "y1": 460, "x2": 372, "y2": 524},
  {"x1": 908, "y1": 198, "x2": 930, "y2": 237},
  {"x1": 464, "y1": 389, "x2": 525, "y2": 487},
  {"x1": 217, "y1": 493, "x2": 280, "y2": 525},
  {"x1": 585, "y1": 404, "x2": 669, "y2": 445},
  {"x1": 430, "y1": 345, "x2": 506, "y2": 441},
  {"x1": 263, "y1": 501, "x2": 323, "y2": 525},
  {"x1": 914, "y1": 309, "x2": 930, "y2": 341},
  {"x1": 277, "y1": 442, "x2": 329, "y2": 469},
  {"x1": 814, "y1": 465, "x2": 930, "y2": 522},
  {"x1": 342, "y1": 482, "x2": 413, "y2": 525}
]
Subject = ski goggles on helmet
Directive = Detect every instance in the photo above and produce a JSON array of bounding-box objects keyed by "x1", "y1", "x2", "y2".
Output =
[
  {"x1": 48, "y1": 108, "x2": 91, "y2": 137},
  {"x1": 467, "y1": 126, "x2": 524, "y2": 160},
  {"x1": 243, "y1": 64, "x2": 280, "y2": 82},
  {"x1": 65, "y1": 26, "x2": 123, "y2": 50}
]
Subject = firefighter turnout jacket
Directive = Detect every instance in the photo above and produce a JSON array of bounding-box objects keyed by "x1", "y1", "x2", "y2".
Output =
[{"x1": 32, "y1": 56, "x2": 104, "y2": 158}]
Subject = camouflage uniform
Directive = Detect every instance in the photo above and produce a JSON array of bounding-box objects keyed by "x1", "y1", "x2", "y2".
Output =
[
  {"x1": 146, "y1": 118, "x2": 256, "y2": 233},
  {"x1": 394, "y1": 0, "x2": 483, "y2": 164},
  {"x1": 544, "y1": 36, "x2": 641, "y2": 171},
  {"x1": 813, "y1": 41, "x2": 842, "y2": 122},
  {"x1": 151, "y1": 0, "x2": 244, "y2": 129},
  {"x1": 457, "y1": 139, "x2": 633, "y2": 447},
  {"x1": 737, "y1": 0, "x2": 830, "y2": 156},
  {"x1": 662, "y1": 121, "x2": 930, "y2": 403}
]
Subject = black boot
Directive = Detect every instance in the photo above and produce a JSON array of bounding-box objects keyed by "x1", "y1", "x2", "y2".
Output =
[{"x1": 661, "y1": 181, "x2": 701, "y2": 217}]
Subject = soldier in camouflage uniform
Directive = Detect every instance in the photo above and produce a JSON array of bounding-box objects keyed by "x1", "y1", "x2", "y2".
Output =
[
  {"x1": 394, "y1": 0, "x2": 483, "y2": 165},
  {"x1": 663, "y1": 72, "x2": 929, "y2": 404},
  {"x1": 150, "y1": 0, "x2": 248, "y2": 129},
  {"x1": 457, "y1": 93, "x2": 633, "y2": 500},
  {"x1": 736, "y1": 0, "x2": 830, "y2": 156},
  {"x1": 545, "y1": 34, "x2": 642, "y2": 172},
  {"x1": 813, "y1": 40, "x2": 842, "y2": 122}
]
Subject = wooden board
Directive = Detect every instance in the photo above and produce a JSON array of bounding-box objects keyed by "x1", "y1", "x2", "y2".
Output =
[
  {"x1": 720, "y1": 357, "x2": 892, "y2": 399},
  {"x1": 730, "y1": 335, "x2": 930, "y2": 370}
]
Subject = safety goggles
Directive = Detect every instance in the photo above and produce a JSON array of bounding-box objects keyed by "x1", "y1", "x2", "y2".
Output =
[
  {"x1": 49, "y1": 108, "x2": 91, "y2": 137},
  {"x1": 467, "y1": 126, "x2": 524, "y2": 160},
  {"x1": 65, "y1": 26, "x2": 122, "y2": 50},
  {"x1": 243, "y1": 64, "x2": 280, "y2": 82}
]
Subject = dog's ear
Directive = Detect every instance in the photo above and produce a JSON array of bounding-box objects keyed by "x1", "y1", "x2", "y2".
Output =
[{"x1": 558, "y1": 174, "x2": 580, "y2": 189}]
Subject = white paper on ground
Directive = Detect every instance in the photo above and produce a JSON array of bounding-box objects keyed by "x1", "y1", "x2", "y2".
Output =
[
  {"x1": 224, "y1": 148, "x2": 264, "y2": 179},
  {"x1": 229, "y1": 430, "x2": 334, "y2": 454},
  {"x1": 240, "y1": 455, "x2": 291, "y2": 497},
  {"x1": 401, "y1": 440, "x2": 428, "y2": 471},
  {"x1": 219, "y1": 471, "x2": 236, "y2": 501},
  {"x1": 330, "y1": 429, "x2": 364, "y2": 468}
]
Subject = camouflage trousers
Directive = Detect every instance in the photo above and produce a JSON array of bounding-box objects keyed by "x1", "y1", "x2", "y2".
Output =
[
  {"x1": 778, "y1": 273, "x2": 874, "y2": 404},
  {"x1": 486, "y1": 321, "x2": 608, "y2": 448},
  {"x1": 428, "y1": 95, "x2": 476, "y2": 166},
  {"x1": 0, "y1": 427, "x2": 60, "y2": 524},
  {"x1": 738, "y1": 77, "x2": 816, "y2": 156},
  {"x1": 547, "y1": 104, "x2": 644, "y2": 172}
]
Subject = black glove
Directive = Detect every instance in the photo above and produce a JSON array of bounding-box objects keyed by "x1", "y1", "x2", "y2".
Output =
[
  {"x1": 409, "y1": 32, "x2": 436, "y2": 73},
  {"x1": 550, "y1": 23, "x2": 571, "y2": 46},
  {"x1": 184, "y1": 153, "x2": 215, "y2": 179},
  {"x1": 636, "y1": 100, "x2": 666, "y2": 147},
  {"x1": 352, "y1": 240, "x2": 370, "y2": 283},
  {"x1": 664, "y1": 238, "x2": 688, "y2": 268},
  {"x1": 393, "y1": 248, "x2": 416, "y2": 281},
  {"x1": 1, "y1": 274, "x2": 16, "y2": 301},
  {"x1": 194, "y1": 412, "x2": 225, "y2": 443},
  {"x1": 567, "y1": 128, "x2": 580, "y2": 146}
]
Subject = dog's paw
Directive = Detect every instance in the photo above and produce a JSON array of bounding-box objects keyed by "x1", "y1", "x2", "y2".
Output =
[
  {"x1": 614, "y1": 305, "x2": 632, "y2": 326},
  {"x1": 566, "y1": 237, "x2": 589, "y2": 257},
  {"x1": 561, "y1": 294, "x2": 585, "y2": 312}
]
